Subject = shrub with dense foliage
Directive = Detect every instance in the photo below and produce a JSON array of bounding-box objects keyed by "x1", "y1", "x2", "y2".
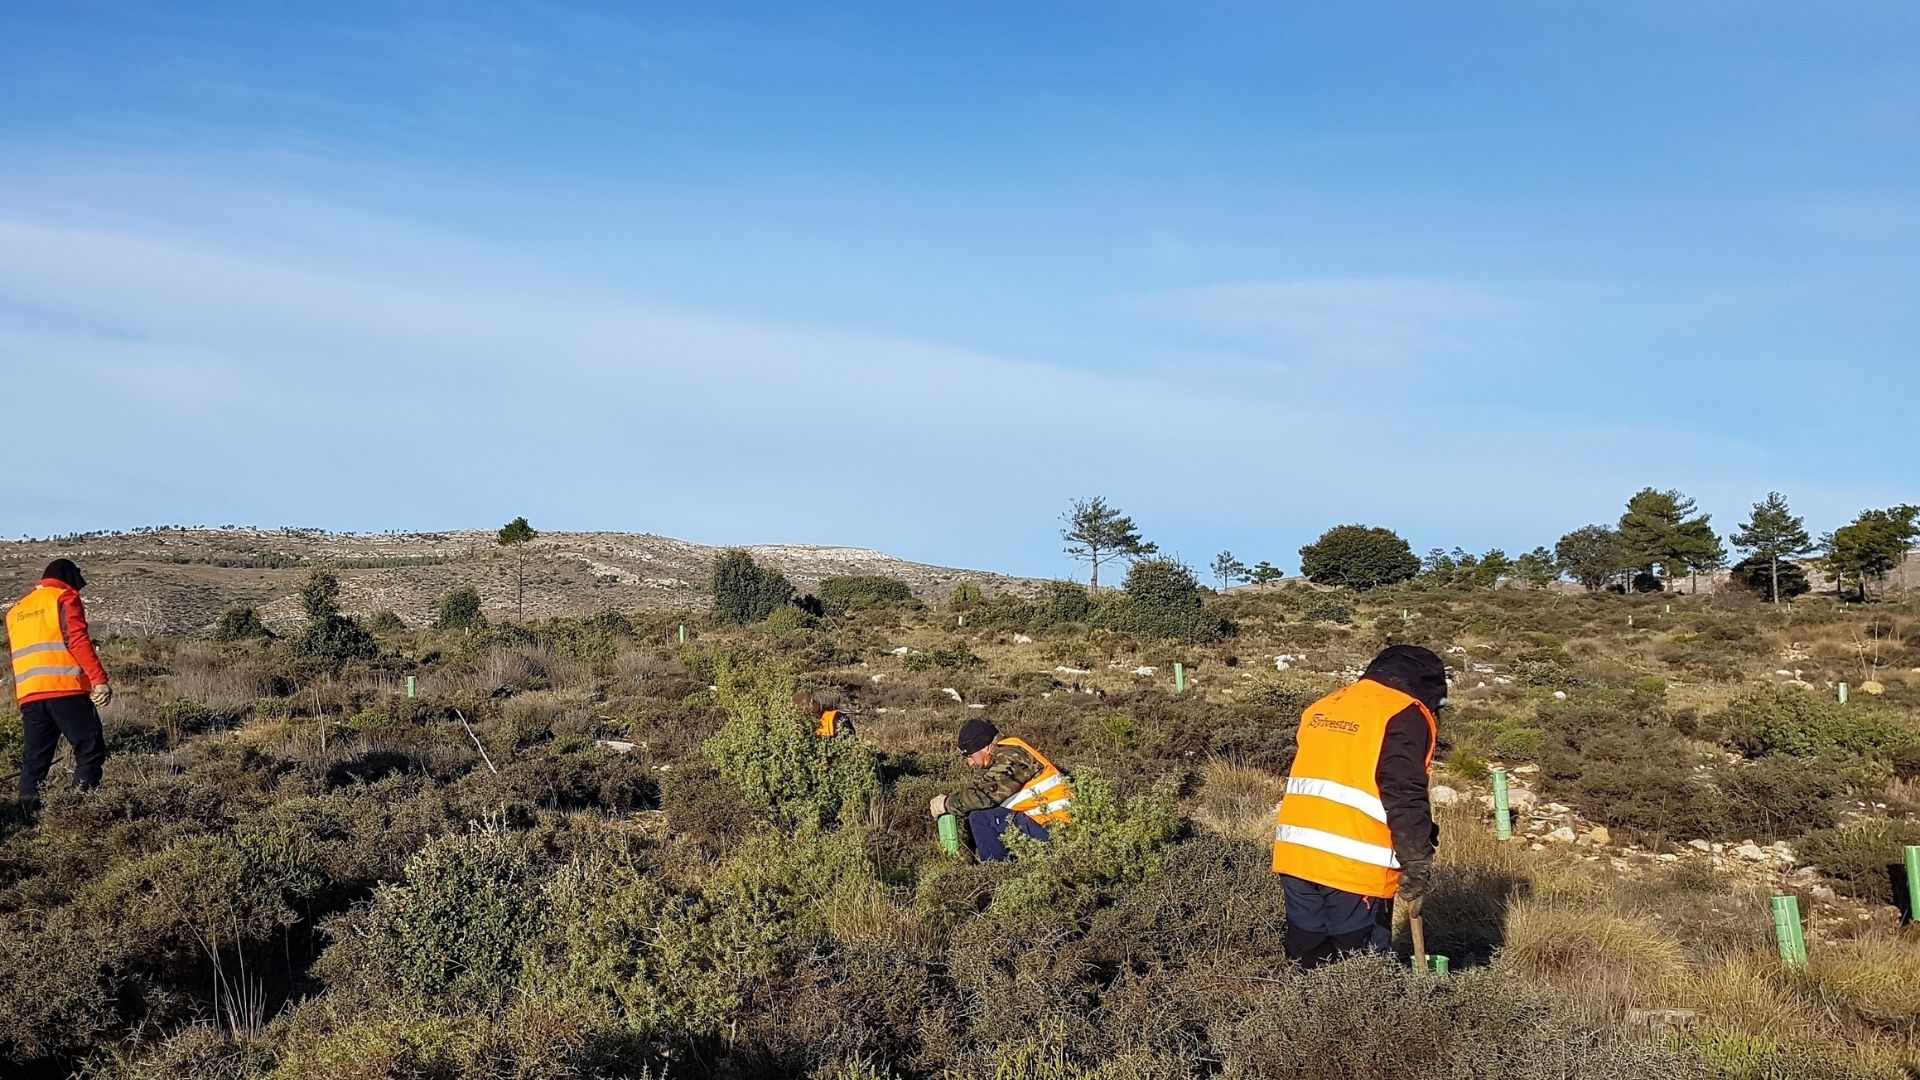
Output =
[
  {"x1": 701, "y1": 649, "x2": 877, "y2": 829},
  {"x1": 818, "y1": 575, "x2": 920, "y2": 615},
  {"x1": 1298, "y1": 524, "x2": 1420, "y2": 591},
  {"x1": 712, "y1": 549, "x2": 795, "y2": 624},
  {"x1": 433, "y1": 586, "x2": 486, "y2": 630}
]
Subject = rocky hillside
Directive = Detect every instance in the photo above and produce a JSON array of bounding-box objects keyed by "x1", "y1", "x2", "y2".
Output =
[{"x1": 0, "y1": 527, "x2": 1040, "y2": 636}]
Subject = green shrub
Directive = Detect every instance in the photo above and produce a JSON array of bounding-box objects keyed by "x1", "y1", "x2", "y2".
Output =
[
  {"x1": 819, "y1": 576, "x2": 919, "y2": 615},
  {"x1": 1631, "y1": 675, "x2": 1668, "y2": 699},
  {"x1": 712, "y1": 550, "x2": 794, "y2": 624},
  {"x1": 1509, "y1": 648, "x2": 1578, "y2": 687},
  {"x1": 1796, "y1": 819, "x2": 1920, "y2": 905},
  {"x1": 433, "y1": 587, "x2": 486, "y2": 630},
  {"x1": 290, "y1": 616, "x2": 378, "y2": 668},
  {"x1": 0, "y1": 909, "x2": 127, "y2": 1061},
  {"x1": 949, "y1": 582, "x2": 984, "y2": 610},
  {"x1": 1446, "y1": 748, "x2": 1490, "y2": 781},
  {"x1": 366, "y1": 609, "x2": 407, "y2": 635},
  {"x1": 1090, "y1": 559, "x2": 1232, "y2": 642},
  {"x1": 1713, "y1": 757, "x2": 1844, "y2": 838},
  {"x1": 1299, "y1": 594, "x2": 1354, "y2": 624},
  {"x1": 702, "y1": 650, "x2": 877, "y2": 830},
  {"x1": 1727, "y1": 688, "x2": 1918, "y2": 761},
  {"x1": 766, "y1": 604, "x2": 816, "y2": 636},
  {"x1": 1297, "y1": 524, "x2": 1420, "y2": 591},
  {"x1": 992, "y1": 773, "x2": 1184, "y2": 920},
  {"x1": 1491, "y1": 726, "x2": 1546, "y2": 760},
  {"x1": 535, "y1": 609, "x2": 635, "y2": 661},
  {"x1": 521, "y1": 853, "x2": 769, "y2": 1045},
  {"x1": 213, "y1": 604, "x2": 271, "y2": 642},
  {"x1": 903, "y1": 639, "x2": 983, "y2": 671},
  {"x1": 332, "y1": 828, "x2": 546, "y2": 1009}
]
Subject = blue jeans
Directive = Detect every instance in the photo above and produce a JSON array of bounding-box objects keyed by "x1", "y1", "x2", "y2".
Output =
[
  {"x1": 1280, "y1": 874, "x2": 1393, "y2": 968},
  {"x1": 968, "y1": 806, "x2": 1051, "y2": 861}
]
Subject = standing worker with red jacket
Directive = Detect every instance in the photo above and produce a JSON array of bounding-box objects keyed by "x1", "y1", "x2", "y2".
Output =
[
  {"x1": 7, "y1": 560, "x2": 112, "y2": 800},
  {"x1": 1272, "y1": 644, "x2": 1447, "y2": 968}
]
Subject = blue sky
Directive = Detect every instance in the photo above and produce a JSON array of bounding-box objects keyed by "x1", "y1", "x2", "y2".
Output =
[{"x1": 1, "y1": 2, "x2": 1914, "y2": 578}]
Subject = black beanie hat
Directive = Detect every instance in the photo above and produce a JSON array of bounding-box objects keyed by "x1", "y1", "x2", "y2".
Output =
[
  {"x1": 957, "y1": 718, "x2": 999, "y2": 755},
  {"x1": 42, "y1": 558, "x2": 86, "y2": 590}
]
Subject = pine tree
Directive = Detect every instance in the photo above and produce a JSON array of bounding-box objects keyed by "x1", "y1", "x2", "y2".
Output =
[
  {"x1": 1061, "y1": 497, "x2": 1157, "y2": 592},
  {"x1": 1730, "y1": 492, "x2": 1813, "y2": 605},
  {"x1": 1210, "y1": 551, "x2": 1250, "y2": 590},
  {"x1": 497, "y1": 516, "x2": 538, "y2": 621},
  {"x1": 1617, "y1": 488, "x2": 1717, "y2": 589}
]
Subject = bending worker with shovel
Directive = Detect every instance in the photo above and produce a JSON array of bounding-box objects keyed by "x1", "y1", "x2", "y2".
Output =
[{"x1": 1271, "y1": 645, "x2": 1446, "y2": 969}]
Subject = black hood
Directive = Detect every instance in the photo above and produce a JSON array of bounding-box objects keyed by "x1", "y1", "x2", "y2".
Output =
[
  {"x1": 1362, "y1": 645, "x2": 1448, "y2": 711},
  {"x1": 42, "y1": 558, "x2": 86, "y2": 591}
]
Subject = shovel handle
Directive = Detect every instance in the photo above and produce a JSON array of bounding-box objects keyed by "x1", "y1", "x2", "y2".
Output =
[{"x1": 1410, "y1": 912, "x2": 1427, "y2": 972}]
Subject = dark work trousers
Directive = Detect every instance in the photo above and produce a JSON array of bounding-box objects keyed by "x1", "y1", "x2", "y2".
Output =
[
  {"x1": 19, "y1": 693, "x2": 106, "y2": 800},
  {"x1": 968, "y1": 806, "x2": 1052, "y2": 861},
  {"x1": 1280, "y1": 873, "x2": 1394, "y2": 969}
]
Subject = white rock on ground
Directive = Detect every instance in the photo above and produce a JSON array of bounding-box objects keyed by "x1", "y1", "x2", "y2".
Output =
[
  {"x1": 1687, "y1": 839, "x2": 1713, "y2": 852},
  {"x1": 1013, "y1": 634, "x2": 1034, "y2": 644},
  {"x1": 942, "y1": 688, "x2": 963, "y2": 702},
  {"x1": 1133, "y1": 666, "x2": 1157, "y2": 676},
  {"x1": 1509, "y1": 789, "x2": 1539, "y2": 811},
  {"x1": 1544, "y1": 827, "x2": 1578, "y2": 843},
  {"x1": 1430, "y1": 785, "x2": 1460, "y2": 806},
  {"x1": 1588, "y1": 826, "x2": 1612, "y2": 845},
  {"x1": 1734, "y1": 843, "x2": 1771, "y2": 862}
]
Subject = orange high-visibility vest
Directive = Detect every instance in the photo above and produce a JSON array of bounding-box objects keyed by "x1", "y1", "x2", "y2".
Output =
[
  {"x1": 997, "y1": 736, "x2": 1074, "y2": 826},
  {"x1": 1271, "y1": 680, "x2": 1436, "y2": 898},
  {"x1": 816, "y1": 709, "x2": 841, "y2": 738},
  {"x1": 7, "y1": 585, "x2": 88, "y2": 701}
]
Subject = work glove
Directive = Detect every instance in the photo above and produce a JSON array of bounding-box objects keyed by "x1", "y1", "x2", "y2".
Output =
[
  {"x1": 1397, "y1": 865, "x2": 1431, "y2": 913},
  {"x1": 89, "y1": 683, "x2": 113, "y2": 708},
  {"x1": 1404, "y1": 895, "x2": 1425, "y2": 921},
  {"x1": 929, "y1": 794, "x2": 950, "y2": 819}
]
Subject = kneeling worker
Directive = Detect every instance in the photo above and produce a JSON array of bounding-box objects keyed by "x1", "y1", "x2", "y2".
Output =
[
  {"x1": 794, "y1": 689, "x2": 852, "y2": 738},
  {"x1": 1272, "y1": 644, "x2": 1446, "y2": 968},
  {"x1": 928, "y1": 718, "x2": 1072, "y2": 861}
]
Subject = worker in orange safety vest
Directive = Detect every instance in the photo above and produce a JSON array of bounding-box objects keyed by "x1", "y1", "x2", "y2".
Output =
[
  {"x1": 7, "y1": 560, "x2": 113, "y2": 800},
  {"x1": 1271, "y1": 645, "x2": 1446, "y2": 968}
]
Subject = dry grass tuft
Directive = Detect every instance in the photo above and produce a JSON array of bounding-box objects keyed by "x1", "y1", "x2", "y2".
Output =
[
  {"x1": 1190, "y1": 759, "x2": 1284, "y2": 843},
  {"x1": 1498, "y1": 902, "x2": 1690, "y2": 1020}
]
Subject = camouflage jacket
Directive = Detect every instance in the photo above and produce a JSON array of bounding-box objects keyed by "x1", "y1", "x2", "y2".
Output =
[{"x1": 947, "y1": 741, "x2": 1044, "y2": 814}]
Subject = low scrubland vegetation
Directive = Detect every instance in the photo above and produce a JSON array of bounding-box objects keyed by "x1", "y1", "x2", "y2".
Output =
[{"x1": 2, "y1": 564, "x2": 1918, "y2": 1078}]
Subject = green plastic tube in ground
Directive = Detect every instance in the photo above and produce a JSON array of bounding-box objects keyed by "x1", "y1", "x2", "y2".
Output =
[
  {"x1": 1771, "y1": 894, "x2": 1807, "y2": 969},
  {"x1": 1491, "y1": 766, "x2": 1512, "y2": 841},
  {"x1": 405, "y1": 675, "x2": 416, "y2": 698},
  {"x1": 938, "y1": 813, "x2": 962, "y2": 856},
  {"x1": 1428, "y1": 955, "x2": 1449, "y2": 975},
  {"x1": 1175, "y1": 662, "x2": 1186, "y2": 693},
  {"x1": 1905, "y1": 846, "x2": 1920, "y2": 925}
]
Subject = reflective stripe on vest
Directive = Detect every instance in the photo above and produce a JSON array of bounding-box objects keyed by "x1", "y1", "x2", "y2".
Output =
[
  {"x1": 6, "y1": 585, "x2": 88, "y2": 699},
  {"x1": 1272, "y1": 823, "x2": 1401, "y2": 869},
  {"x1": 1272, "y1": 679, "x2": 1435, "y2": 898},
  {"x1": 1284, "y1": 776, "x2": 1388, "y2": 823},
  {"x1": 996, "y1": 736, "x2": 1074, "y2": 825}
]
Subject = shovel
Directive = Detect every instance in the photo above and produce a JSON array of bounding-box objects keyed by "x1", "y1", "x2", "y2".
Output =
[{"x1": 1410, "y1": 907, "x2": 1428, "y2": 973}]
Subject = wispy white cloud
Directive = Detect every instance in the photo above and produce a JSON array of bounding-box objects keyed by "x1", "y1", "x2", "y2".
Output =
[
  {"x1": 1134, "y1": 278, "x2": 1522, "y2": 368},
  {"x1": 0, "y1": 174, "x2": 1825, "y2": 569}
]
